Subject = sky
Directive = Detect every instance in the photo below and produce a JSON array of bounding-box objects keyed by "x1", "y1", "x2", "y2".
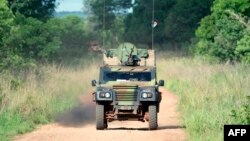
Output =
[{"x1": 56, "y1": 0, "x2": 83, "y2": 12}]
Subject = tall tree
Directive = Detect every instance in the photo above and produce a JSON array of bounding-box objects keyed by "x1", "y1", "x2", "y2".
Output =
[
  {"x1": 124, "y1": 0, "x2": 176, "y2": 45},
  {"x1": 164, "y1": 0, "x2": 214, "y2": 44},
  {"x1": 124, "y1": 0, "x2": 213, "y2": 47},
  {"x1": 84, "y1": 0, "x2": 133, "y2": 47},
  {"x1": 7, "y1": 0, "x2": 57, "y2": 20},
  {"x1": 85, "y1": 0, "x2": 132, "y2": 29}
]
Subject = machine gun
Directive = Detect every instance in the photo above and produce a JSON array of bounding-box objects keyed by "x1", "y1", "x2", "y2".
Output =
[{"x1": 125, "y1": 46, "x2": 141, "y2": 66}]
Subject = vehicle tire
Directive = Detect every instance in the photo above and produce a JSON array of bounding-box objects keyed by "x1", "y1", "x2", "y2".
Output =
[
  {"x1": 148, "y1": 104, "x2": 158, "y2": 130},
  {"x1": 96, "y1": 103, "x2": 106, "y2": 130}
]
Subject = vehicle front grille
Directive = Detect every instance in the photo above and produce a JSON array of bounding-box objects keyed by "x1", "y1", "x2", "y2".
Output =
[{"x1": 113, "y1": 85, "x2": 138, "y2": 101}]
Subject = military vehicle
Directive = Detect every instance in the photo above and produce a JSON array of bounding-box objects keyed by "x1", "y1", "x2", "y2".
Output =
[{"x1": 91, "y1": 42, "x2": 164, "y2": 130}]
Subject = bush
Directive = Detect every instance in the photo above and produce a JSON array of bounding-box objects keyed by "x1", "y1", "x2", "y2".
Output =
[
  {"x1": 0, "y1": 15, "x2": 61, "y2": 70},
  {"x1": 0, "y1": 0, "x2": 14, "y2": 59},
  {"x1": 236, "y1": 31, "x2": 250, "y2": 63},
  {"x1": 6, "y1": 15, "x2": 61, "y2": 60},
  {"x1": 231, "y1": 98, "x2": 250, "y2": 124},
  {"x1": 195, "y1": 0, "x2": 250, "y2": 63}
]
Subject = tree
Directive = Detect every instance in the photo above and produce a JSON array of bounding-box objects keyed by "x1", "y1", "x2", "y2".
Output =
[
  {"x1": 164, "y1": 0, "x2": 214, "y2": 44},
  {"x1": 84, "y1": 0, "x2": 133, "y2": 47},
  {"x1": 124, "y1": 0, "x2": 213, "y2": 47},
  {"x1": 236, "y1": 32, "x2": 250, "y2": 63},
  {"x1": 124, "y1": 0, "x2": 176, "y2": 45},
  {"x1": 4, "y1": 15, "x2": 61, "y2": 63},
  {"x1": 7, "y1": 0, "x2": 57, "y2": 20},
  {"x1": 85, "y1": 0, "x2": 132, "y2": 30},
  {"x1": 53, "y1": 16, "x2": 93, "y2": 61},
  {"x1": 0, "y1": 0, "x2": 14, "y2": 60},
  {"x1": 195, "y1": 0, "x2": 250, "y2": 63}
]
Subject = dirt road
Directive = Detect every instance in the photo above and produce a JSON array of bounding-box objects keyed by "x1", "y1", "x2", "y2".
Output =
[{"x1": 14, "y1": 88, "x2": 186, "y2": 141}]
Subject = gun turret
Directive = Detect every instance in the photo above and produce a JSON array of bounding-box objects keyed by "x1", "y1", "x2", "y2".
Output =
[{"x1": 104, "y1": 42, "x2": 155, "y2": 67}]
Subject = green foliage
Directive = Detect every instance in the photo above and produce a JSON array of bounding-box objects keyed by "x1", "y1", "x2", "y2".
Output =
[
  {"x1": 102, "y1": 16, "x2": 126, "y2": 47},
  {"x1": 85, "y1": 0, "x2": 132, "y2": 29},
  {"x1": 58, "y1": 16, "x2": 89, "y2": 49},
  {"x1": 7, "y1": 0, "x2": 57, "y2": 20},
  {"x1": 0, "y1": 0, "x2": 14, "y2": 56},
  {"x1": 1, "y1": 15, "x2": 61, "y2": 70},
  {"x1": 86, "y1": 0, "x2": 213, "y2": 48},
  {"x1": 49, "y1": 16, "x2": 96, "y2": 62},
  {"x1": 0, "y1": 13, "x2": 95, "y2": 71},
  {"x1": 0, "y1": 0, "x2": 60, "y2": 71},
  {"x1": 124, "y1": 0, "x2": 176, "y2": 45},
  {"x1": 195, "y1": 0, "x2": 250, "y2": 63},
  {"x1": 164, "y1": 0, "x2": 214, "y2": 43},
  {"x1": 122, "y1": 0, "x2": 214, "y2": 46},
  {"x1": 235, "y1": 30, "x2": 250, "y2": 63},
  {"x1": 0, "y1": 111, "x2": 33, "y2": 141},
  {"x1": 231, "y1": 97, "x2": 250, "y2": 124},
  {"x1": 84, "y1": 0, "x2": 132, "y2": 48},
  {"x1": 212, "y1": 0, "x2": 250, "y2": 15}
]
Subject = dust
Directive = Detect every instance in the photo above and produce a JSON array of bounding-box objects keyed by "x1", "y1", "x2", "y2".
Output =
[{"x1": 56, "y1": 94, "x2": 95, "y2": 127}]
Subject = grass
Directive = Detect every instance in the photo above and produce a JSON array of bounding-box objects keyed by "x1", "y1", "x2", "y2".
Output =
[
  {"x1": 0, "y1": 60, "x2": 99, "y2": 141},
  {"x1": 0, "y1": 50, "x2": 249, "y2": 141},
  {"x1": 157, "y1": 53, "x2": 250, "y2": 141}
]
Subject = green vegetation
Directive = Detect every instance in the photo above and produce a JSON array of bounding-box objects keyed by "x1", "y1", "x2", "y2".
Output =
[
  {"x1": 87, "y1": 0, "x2": 249, "y2": 63},
  {"x1": 0, "y1": 0, "x2": 249, "y2": 141},
  {"x1": 1, "y1": 0, "x2": 249, "y2": 70},
  {"x1": 0, "y1": 0, "x2": 95, "y2": 70},
  {"x1": 195, "y1": 0, "x2": 250, "y2": 63},
  {"x1": 86, "y1": 0, "x2": 214, "y2": 47},
  {"x1": 54, "y1": 11, "x2": 86, "y2": 18},
  {"x1": 158, "y1": 54, "x2": 250, "y2": 141},
  {"x1": 0, "y1": 62, "x2": 99, "y2": 141},
  {"x1": 7, "y1": 0, "x2": 56, "y2": 20}
]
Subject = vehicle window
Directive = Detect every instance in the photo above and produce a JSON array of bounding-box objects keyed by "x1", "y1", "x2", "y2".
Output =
[{"x1": 103, "y1": 71, "x2": 152, "y2": 82}]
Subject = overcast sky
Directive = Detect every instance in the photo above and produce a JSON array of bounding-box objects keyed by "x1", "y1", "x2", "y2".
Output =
[{"x1": 56, "y1": 0, "x2": 83, "y2": 12}]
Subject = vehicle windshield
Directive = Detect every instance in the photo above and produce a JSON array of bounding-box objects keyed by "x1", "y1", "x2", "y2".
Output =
[{"x1": 102, "y1": 71, "x2": 152, "y2": 82}]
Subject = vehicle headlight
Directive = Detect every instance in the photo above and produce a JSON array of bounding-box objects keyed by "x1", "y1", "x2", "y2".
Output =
[
  {"x1": 105, "y1": 92, "x2": 111, "y2": 98},
  {"x1": 142, "y1": 93, "x2": 148, "y2": 98},
  {"x1": 141, "y1": 92, "x2": 153, "y2": 98},
  {"x1": 99, "y1": 92, "x2": 111, "y2": 98}
]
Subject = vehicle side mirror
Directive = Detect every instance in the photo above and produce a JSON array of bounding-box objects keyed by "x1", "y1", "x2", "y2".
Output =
[
  {"x1": 91, "y1": 80, "x2": 97, "y2": 87},
  {"x1": 158, "y1": 80, "x2": 164, "y2": 86}
]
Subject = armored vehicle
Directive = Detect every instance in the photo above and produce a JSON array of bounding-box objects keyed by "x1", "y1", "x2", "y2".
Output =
[{"x1": 91, "y1": 42, "x2": 164, "y2": 130}]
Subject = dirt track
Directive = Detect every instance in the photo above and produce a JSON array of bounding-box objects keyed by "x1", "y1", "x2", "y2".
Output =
[{"x1": 14, "y1": 88, "x2": 186, "y2": 141}]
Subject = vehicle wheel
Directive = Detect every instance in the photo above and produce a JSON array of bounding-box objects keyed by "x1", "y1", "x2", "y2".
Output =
[
  {"x1": 148, "y1": 104, "x2": 158, "y2": 130},
  {"x1": 96, "y1": 103, "x2": 106, "y2": 130}
]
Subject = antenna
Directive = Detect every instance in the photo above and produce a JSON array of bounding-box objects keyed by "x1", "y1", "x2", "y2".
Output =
[
  {"x1": 102, "y1": 0, "x2": 106, "y2": 50},
  {"x1": 101, "y1": 0, "x2": 106, "y2": 66},
  {"x1": 151, "y1": 0, "x2": 155, "y2": 49}
]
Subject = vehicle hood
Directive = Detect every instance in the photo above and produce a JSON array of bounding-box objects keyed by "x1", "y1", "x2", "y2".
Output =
[{"x1": 100, "y1": 81, "x2": 155, "y2": 88}]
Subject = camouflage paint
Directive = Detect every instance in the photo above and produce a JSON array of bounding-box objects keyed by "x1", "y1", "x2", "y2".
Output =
[
  {"x1": 100, "y1": 80, "x2": 156, "y2": 105},
  {"x1": 98, "y1": 65, "x2": 156, "y2": 105},
  {"x1": 96, "y1": 43, "x2": 160, "y2": 106}
]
